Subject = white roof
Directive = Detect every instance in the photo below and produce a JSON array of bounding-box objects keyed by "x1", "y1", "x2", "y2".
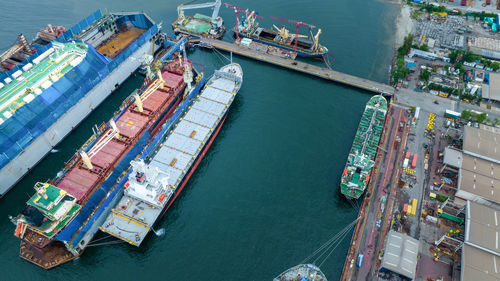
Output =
[{"x1": 380, "y1": 230, "x2": 419, "y2": 279}]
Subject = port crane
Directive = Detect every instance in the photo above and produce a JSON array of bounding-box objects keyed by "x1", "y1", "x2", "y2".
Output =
[
  {"x1": 270, "y1": 16, "x2": 317, "y2": 53},
  {"x1": 177, "y1": 0, "x2": 223, "y2": 35},
  {"x1": 224, "y1": 3, "x2": 264, "y2": 39}
]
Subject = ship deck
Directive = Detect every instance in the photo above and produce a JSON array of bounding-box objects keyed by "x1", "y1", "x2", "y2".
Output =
[
  {"x1": 100, "y1": 64, "x2": 242, "y2": 246},
  {"x1": 20, "y1": 240, "x2": 76, "y2": 269},
  {"x1": 97, "y1": 27, "x2": 146, "y2": 59},
  {"x1": 0, "y1": 42, "x2": 87, "y2": 124},
  {"x1": 173, "y1": 14, "x2": 212, "y2": 34}
]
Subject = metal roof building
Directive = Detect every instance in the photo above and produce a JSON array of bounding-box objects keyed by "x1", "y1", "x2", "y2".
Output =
[
  {"x1": 380, "y1": 230, "x2": 419, "y2": 280},
  {"x1": 482, "y1": 72, "x2": 500, "y2": 102},
  {"x1": 456, "y1": 126, "x2": 500, "y2": 207},
  {"x1": 462, "y1": 201, "x2": 500, "y2": 281}
]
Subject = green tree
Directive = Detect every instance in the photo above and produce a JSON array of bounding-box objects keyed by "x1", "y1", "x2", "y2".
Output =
[
  {"x1": 477, "y1": 112, "x2": 488, "y2": 123},
  {"x1": 461, "y1": 110, "x2": 472, "y2": 120},
  {"x1": 419, "y1": 43, "x2": 430, "y2": 52},
  {"x1": 398, "y1": 34, "x2": 414, "y2": 57},
  {"x1": 420, "y1": 69, "x2": 431, "y2": 82},
  {"x1": 448, "y1": 50, "x2": 460, "y2": 64},
  {"x1": 491, "y1": 62, "x2": 500, "y2": 71}
]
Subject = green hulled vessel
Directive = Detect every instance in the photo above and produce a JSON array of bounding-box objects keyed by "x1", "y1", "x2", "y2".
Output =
[{"x1": 340, "y1": 95, "x2": 387, "y2": 200}]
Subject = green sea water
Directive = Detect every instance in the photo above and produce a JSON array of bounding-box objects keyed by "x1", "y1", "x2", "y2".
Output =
[{"x1": 0, "y1": 0, "x2": 398, "y2": 280}]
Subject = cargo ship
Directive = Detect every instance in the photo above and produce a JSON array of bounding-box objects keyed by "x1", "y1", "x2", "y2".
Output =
[
  {"x1": 0, "y1": 9, "x2": 162, "y2": 196},
  {"x1": 0, "y1": 24, "x2": 66, "y2": 72},
  {"x1": 12, "y1": 55, "x2": 204, "y2": 269},
  {"x1": 171, "y1": 0, "x2": 225, "y2": 39},
  {"x1": 340, "y1": 95, "x2": 387, "y2": 200},
  {"x1": 100, "y1": 63, "x2": 242, "y2": 246},
  {"x1": 231, "y1": 9, "x2": 328, "y2": 58}
]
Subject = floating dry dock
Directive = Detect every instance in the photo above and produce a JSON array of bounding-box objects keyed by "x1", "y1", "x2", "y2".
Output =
[{"x1": 195, "y1": 37, "x2": 395, "y2": 96}]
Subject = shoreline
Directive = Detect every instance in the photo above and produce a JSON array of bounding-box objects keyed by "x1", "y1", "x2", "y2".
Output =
[{"x1": 394, "y1": 3, "x2": 414, "y2": 50}]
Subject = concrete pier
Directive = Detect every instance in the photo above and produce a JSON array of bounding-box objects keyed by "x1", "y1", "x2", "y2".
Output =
[{"x1": 194, "y1": 38, "x2": 395, "y2": 96}]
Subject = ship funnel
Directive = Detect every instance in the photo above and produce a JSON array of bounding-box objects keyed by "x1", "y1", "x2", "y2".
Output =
[
  {"x1": 80, "y1": 151, "x2": 94, "y2": 170},
  {"x1": 110, "y1": 120, "x2": 120, "y2": 138},
  {"x1": 134, "y1": 93, "x2": 144, "y2": 112}
]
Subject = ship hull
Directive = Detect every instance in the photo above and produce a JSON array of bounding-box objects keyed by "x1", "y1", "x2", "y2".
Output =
[
  {"x1": 234, "y1": 30, "x2": 327, "y2": 58},
  {"x1": 0, "y1": 40, "x2": 157, "y2": 196}
]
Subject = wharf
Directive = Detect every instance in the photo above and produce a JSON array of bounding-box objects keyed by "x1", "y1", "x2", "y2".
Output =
[
  {"x1": 340, "y1": 103, "x2": 410, "y2": 280},
  {"x1": 193, "y1": 37, "x2": 395, "y2": 96}
]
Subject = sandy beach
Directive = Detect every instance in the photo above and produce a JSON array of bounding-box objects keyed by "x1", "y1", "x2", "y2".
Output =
[{"x1": 395, "y1": 4, "x2": 414, "y2": 48}]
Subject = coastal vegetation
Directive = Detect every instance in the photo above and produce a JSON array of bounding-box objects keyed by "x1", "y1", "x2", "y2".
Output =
[{"x1": 392, "y1": 35, "x2": 414, "y2": 84}]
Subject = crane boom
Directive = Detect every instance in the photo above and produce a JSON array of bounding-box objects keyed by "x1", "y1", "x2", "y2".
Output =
[{"x1": 177, "y1": 0, "x2": 221, "y2": 21}]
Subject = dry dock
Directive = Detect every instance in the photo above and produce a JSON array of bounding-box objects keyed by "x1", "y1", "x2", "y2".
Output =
[{"x1": 193, "y1": 37, "x2": 395, "y2": 96}]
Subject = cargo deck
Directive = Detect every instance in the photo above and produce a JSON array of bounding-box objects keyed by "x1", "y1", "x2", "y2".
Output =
[
  {"x1": 340, "y1": 95, "x2": 388, "y2": 199},
  {"x1": 97, "y1": 26, "x2": 146, "y2": 59},
  {"x1": 100, "y1": 63, "x2": 242, "y2": 246},
  {"x1": 14, "y1": 59, "x2": 189, "y2": 269}
]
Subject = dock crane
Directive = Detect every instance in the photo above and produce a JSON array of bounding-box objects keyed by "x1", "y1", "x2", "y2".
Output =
[
  {"x1": 270, "y1": 16, "x2": 317, "y2": 53},
  {"x1": 224, "y1": 3, "x2": 264, "y2": 39},
  {"x1": 177, "y1": 0, "x2": 223, "y2": 36}
]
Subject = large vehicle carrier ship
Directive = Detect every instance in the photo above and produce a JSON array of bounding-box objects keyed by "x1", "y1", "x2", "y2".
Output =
[
  {"x1": 0, "y1": 9, "x2": 161, "y2": 196},
  {"x1": 340, "y1": 95, "x2": 387, "y2": 200},
  {"x1": 99, "y1": 63, "x2": 242, "y2": 246},
  {"x1": 12, "y1": 51, "x2": 204, "y2": 269}
]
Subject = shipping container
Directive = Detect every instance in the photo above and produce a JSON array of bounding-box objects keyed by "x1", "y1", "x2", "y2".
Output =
[
  {"x1": 411, "y1": 199, "x2": 418, "y2": 216},
  {"x1": 411, "y1": 153, "x2": 418, "y2": 168},
  {"x1": 405, "y1": 151, "x2": 411, "y2": 159}
]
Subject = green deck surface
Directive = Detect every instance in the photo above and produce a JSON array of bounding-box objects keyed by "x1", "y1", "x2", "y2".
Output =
[
  {"x1": 27, "y1": 183, "x2": 81, "y2": 238},
  {"x1": 172, "y1": 14, "x2": 212, "y2": 34},
  {"x1": 0, "y1": 41, "x2": 87, "y2": 122},
  {"x1": 340, "y1": 95, "x2": 387, "y2": 199}
]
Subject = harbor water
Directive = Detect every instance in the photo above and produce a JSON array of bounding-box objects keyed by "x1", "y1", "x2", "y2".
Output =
[{"x1": 0, "y1": 0, "x2": 398, "y2": 280}]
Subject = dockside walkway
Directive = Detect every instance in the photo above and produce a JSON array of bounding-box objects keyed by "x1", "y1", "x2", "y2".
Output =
[{"x1": 194, "y1": 38, "x2": 395, "y2": 96}]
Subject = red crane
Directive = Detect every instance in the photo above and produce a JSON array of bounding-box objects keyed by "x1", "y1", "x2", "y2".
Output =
[
  {"x1": 270, "y1": 16, "x2": 316, "y2": 53},
  {"x1": 224, "y1": 3, "x2": 264, "y2": 40}
]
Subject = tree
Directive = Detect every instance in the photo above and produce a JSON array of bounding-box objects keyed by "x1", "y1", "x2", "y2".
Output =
[
  {"x1": 420, "y1": 69, "x2": 431, "y2": 82},
  {"x1": 448, "y1": 50, "x2": 460, "y2": 64},
  {"x1": 477, "y1": 112, "x2": 488, "y2": 123},
  {"x1": 491, "y1": 62, "x2": 500, "y2": 71},
  {"x1": 419, "y1": 44, "x2": 430, "y2": 52},
  {"x1": 398, "y1": 34, "x2": 414, "y2": 57},
  {"x1": 461, "y1": 110, "x2": 472, "y2": 120}
]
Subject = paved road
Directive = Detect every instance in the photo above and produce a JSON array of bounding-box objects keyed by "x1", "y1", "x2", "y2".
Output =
[{"x1": 354, "y1": 107, "x2": 404, "y2": 281}]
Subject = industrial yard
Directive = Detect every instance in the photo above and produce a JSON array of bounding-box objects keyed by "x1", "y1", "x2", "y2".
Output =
[{"x1": 339, "y1": 1, "x2": 500, "y2": 280}]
